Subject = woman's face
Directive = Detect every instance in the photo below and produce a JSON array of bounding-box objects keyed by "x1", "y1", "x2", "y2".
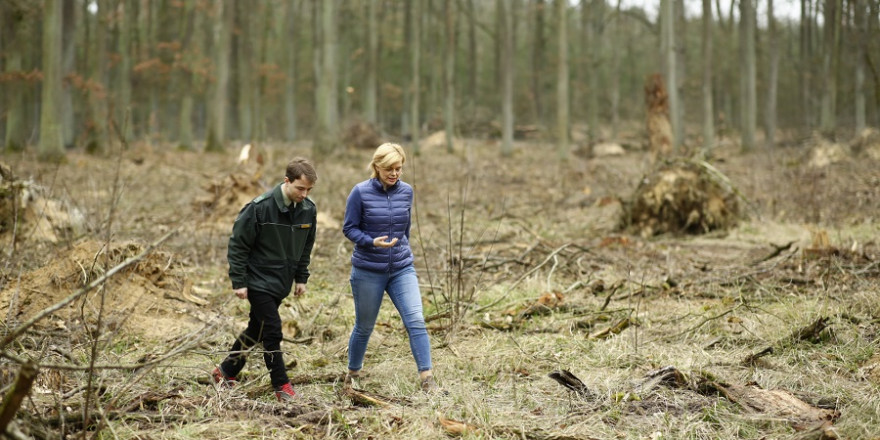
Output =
[{"x1": 377, "y1": 162, "x2": 403, "y2": 187}]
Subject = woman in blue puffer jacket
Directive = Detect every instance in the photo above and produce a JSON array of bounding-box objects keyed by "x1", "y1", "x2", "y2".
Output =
[{"x1": 342, "y1": 143, "x2": 440, "y2": 393}]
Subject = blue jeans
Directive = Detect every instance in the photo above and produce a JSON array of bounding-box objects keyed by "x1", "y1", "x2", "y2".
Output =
[{"x1": 348, "y1": 265, "x2": 432, "y2": 372}]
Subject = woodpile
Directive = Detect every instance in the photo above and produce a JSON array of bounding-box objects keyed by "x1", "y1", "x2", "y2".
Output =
[{"x1": 623, "y1": 159, "x2": 741, "y2": 237}]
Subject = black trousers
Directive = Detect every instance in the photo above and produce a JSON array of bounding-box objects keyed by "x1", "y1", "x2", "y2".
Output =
[{"x1": 220, "y1": 290, "x2": 289, "y2": 388}]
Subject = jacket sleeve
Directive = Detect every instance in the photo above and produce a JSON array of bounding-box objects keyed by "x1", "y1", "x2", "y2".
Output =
[
  {"x1": 342, "y1": 186, "x2": 373, "y2": 247},
  {"x1": 227, "y1": 203, "x2": 257, "y2": 289},
  {"x1": 295, "y1": 207, "x2": 317, "y2": 284}
]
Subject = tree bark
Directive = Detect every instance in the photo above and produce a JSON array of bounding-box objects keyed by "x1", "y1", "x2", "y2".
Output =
[
  {"x1": 701, "y1": 0, "x2": 714, "y2": 155},
  {"x1": 3, "y1": 3, "x2": 30, "y2": 151},
  {"x1": 739, "y1": 0, "x2": 756, "y2": 152},
  {"x1": 818, "y1": 0, "x2": 840, "y2": 136},
  {"x1": 443, "y1": 0, "x2": 456, "y2": 153},
  {"x1": 556, "y1": 0, "x2": 569, "y2": 159},
  {"x1": 500, "y1": 0, "x2": 514, "y2": 157},
  {"x1": 410, "y1": 0, "x2": 423, "y2": 154},
  {"x1": 532, "y1": 0, "x2": 546, "y2": 123},
  {"x1": 314, "y1": 0, "x2": 339, "y2": 156},
  {"x1": 764, "y1": 0, "x2": 779, "y2": 149},
  {"x1": 661, "y1": 0, "x2": 680, "y2": 152},
  {"x1": 283, "y1": 0, "x2": 299, "y2": 142},
  {"x1": 366, "y1": 0, "x2": 378, "y2": 125},
  {"x1": 39, "y1": 0, "x2": 65, "y2": 161},
  {"x1": 205, "y1": 0, "x2": 232, "y2": 152}
]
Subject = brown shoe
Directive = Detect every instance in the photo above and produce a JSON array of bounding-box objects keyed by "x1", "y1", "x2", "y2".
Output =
[
  {"x1": 420, "y1": 375, "x2": 446, "y2": 394},
  {"x1": 344, "y1": 372, "x2": 362, "y2": 390}
]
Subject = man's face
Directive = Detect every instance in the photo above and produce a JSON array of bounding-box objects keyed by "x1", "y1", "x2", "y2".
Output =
[{"x1": 284, "y1": 176, "x2": 314, "y2": 203}]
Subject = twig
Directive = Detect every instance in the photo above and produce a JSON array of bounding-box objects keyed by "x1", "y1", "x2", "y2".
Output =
[{"x1": 0, "y1": 361, "x2": 37, "y2": 433}]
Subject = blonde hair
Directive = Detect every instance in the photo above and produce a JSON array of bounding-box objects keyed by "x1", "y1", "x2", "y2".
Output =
[{"x1": 369, "y1": 143, "x2": 406, "y2": 178}]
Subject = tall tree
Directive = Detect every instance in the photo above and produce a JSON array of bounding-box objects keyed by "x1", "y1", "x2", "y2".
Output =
[
  {"x1": 282, "y1": 0, "x2": 299, "y2": 142},
  {"x1": 39, "y1": 0, "x2": 65, "y2": 161},
  {"x1": 61, "y1": 0, "x2": 76, "y2": 148},
  {"x1": 660, "y1": 0, "x2": 680, "y2": 151},
  {"x1": 818, "y1": 0, "x2": 840, "y2": 135},
  {"x1": 582, "y1": 0, "x2": 603, "y2": 145},
  {"x1": 314, "y1": 0, "x2": 339, "y2": 155},
  {"x1": 853, "y1": 0, "x2": 869, "y2": 133},
  {"x1": 499, "y1": 0, "x2": 514, "y2": 157},
  {"x1": 235, "y1": 0, "x2": 255, "y2": 141},
  {"x1": 609, "y1": 0, "x2": 622, "y2": 139},
  {"x1": 365, "y1": 0, "x2": 378, "y2": 125},
  {"x1": 739, "y1": 0, "x2": 756, "y2": 151},
  {"x1": 115, "y1": 0, "x2": 134, "y2": 142},
  {"x1": 700, "y1": 0, "x2": 714, "y2": 154},
  {"x1": 764, "y1": 0, "x2": 779, "y2": 148},
  {"x1": 3, "y1": 2, "x2": 33, "y2": 151},
  {"x1": 176, "y1": 0, "x2": 199, "y2": 151},
  {"x1": 556, "y1": 0, "x2": 569, "y2": 159},
  {"x1": 410, "y1": 0, "x2": 423, "y2": 154},
  {"x1": 532, "y1": 0, "x2": 546, "y2": 123},
  {"x1": 443, "y1": 0, "x2": 456, "y2": 153},
  {"x1": 205, "y1": 0, "x2": 232, "y2": 152}
]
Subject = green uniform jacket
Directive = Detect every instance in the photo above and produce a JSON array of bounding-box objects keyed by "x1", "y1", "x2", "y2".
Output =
[{"x1": 227, "y1": 183, "x2": 317, "y2": 299}]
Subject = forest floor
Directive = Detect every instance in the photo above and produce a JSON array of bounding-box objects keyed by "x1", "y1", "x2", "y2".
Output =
[{"x1": 1, "y1": 132, "x2": 879, "y2": 440}]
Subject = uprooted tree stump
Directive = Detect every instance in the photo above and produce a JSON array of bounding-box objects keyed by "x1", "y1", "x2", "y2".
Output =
[
  {"x1": 0, "y1": 162, "x2": 84, "y2": 247},
  {"x1": 622, "y1": 159, "x2": 742, "y2": 237}
]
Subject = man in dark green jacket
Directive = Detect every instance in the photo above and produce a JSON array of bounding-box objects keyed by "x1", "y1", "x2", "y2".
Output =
[{"x1": 213, "y1": 157, "x2": 317, "y2": 402}]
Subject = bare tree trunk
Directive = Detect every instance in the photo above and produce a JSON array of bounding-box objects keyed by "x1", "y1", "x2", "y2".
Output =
[
  {"x1": 205, "y1": 0, "x2": 231, "y2": 152},
  {"x1": 283, "y1": 0, "x2": 299, "y2": 142},
  {"x1": 176, "y1": 0, "x2": 197, "y2": 151},
  {"x1": 610, "y1": 0, "x2": 622, "y2": 139},
  {"x1": 3, "y1": 4, "x2": 30, "y2": 151},
  {"x1": 854, "y1": 0, "x2": 867, "y2": 134},
  {"x1": 556, "y1": 0, "x2": 569, "y2": 159},
  {"x1": 739, "y1": 0, "x2": 756, "y2": 152},
  {"x1": 116, "y1": 0, "x2": 134, "y2": 142},
  {"x1": 701, "y1": 0, "x2": 715, "y2": 154},
  {"x1": 582, "y1": 0, "x2": 600, "y2": 145},
  {"x1": 314, "y1": 0, "x2": 339, "y2": 156},
  {"x1": 410, "y1": 0, "x2": 422, "y2": 154},
  {"x1": 39, "y1": 0, "x2": 65, "y2": 161},
  {"x1": 366, "y1": 0, "x2": 378, "y2": 125},
  {"x1": 764, "y1": 0, "x2": 779, "y2": 149},
  {"x1": 819, "y1": 0, "x2": 839, "y2": 136},
  {"x1": 443, "y1": 0, "x2": 456, "y2": 153},
  {"x1": 236, "y1": 0, "x2": 254, "y2": 141},
  {"x1": 465, "y1": 0, "x2": 477, "y2": 119},
  {"x1": 661, "y1": 0, "x2": 680, "y2": 151},
  {"x1": 532, "y1": 0, "x2": 546, "y2": 123},
  {"x1": 800, "y1": 0, "x2": 813, "y2": 132},
  {"x1": 61, "y1": 0, "x2": 76, "y2": 148},
  {"x1": 500, "y1": 0, "x2": 514, "y2": 157}
]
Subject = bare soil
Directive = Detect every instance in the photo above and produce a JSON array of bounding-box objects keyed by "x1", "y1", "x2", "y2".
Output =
[{"x1": 0, "y1": 135, "x2": 878, "y2": 440}]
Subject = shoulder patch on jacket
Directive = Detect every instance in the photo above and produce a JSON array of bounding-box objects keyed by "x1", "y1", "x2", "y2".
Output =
[{"x1": 252, "y1": 193, "x2": 269, "y2": 204}]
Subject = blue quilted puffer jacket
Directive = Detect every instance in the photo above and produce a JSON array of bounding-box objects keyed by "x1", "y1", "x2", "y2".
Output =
[{"x1": 343, "y1": 178, "x2": 414, "y2": 272}]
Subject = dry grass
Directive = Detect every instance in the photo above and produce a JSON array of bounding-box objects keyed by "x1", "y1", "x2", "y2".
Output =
[{"x1": 1, "y1": 138, "x2": 879, "y2": 439}]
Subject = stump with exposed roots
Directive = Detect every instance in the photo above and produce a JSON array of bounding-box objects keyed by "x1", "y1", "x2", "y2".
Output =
[{"x1": 622, "y1": 160, "x2": 742, "y2": 237}]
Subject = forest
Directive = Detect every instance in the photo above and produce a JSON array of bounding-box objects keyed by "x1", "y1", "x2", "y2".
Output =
[{"x1": 1, "y1": 0, "x2": 880, "y2": 439}]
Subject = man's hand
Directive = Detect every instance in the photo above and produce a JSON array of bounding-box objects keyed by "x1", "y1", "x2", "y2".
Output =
[
  {"x1": 234, "y1": 287, "x2": 248, "y2": 299},
  {"x1": 373, "y1": 235, "x2": 399, "y2": 248},
  {"x1": 294, "y1": 283, "x2": 307, "y2": 297}
]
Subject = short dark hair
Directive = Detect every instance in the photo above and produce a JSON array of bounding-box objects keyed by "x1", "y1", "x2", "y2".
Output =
[{"x1": 286, "y1": 157, "x2": 317, "y2": 183}]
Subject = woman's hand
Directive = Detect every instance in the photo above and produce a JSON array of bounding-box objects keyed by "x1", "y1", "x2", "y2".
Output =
[{"x1": 373, "y1": 235, "x2": 399, "y2": 248}]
